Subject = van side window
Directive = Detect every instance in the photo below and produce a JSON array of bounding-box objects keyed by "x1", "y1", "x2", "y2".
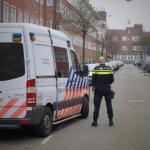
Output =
[
  {"x1": 54, "y1": 47, "x2": 69, "y2": 78},
  {"x1": 70, "y1": 50, "x2": 81, "y2": 74},
  {"x1": 0, "y1": 43, "x2": 25, "y2": 81}
]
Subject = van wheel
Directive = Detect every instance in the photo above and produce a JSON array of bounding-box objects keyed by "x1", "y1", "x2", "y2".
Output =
[
  {"x1": 81, "y1": 96, "x2": 89, "y2": 118},
  {"x1": 35, "y1": 107, "x2": 52, "y2": 137}
]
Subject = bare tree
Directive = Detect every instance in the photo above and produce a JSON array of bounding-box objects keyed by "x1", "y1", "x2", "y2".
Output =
[
  {"x1": 106, "y1": 31, "x2": 119, "y2": 59},
  {"x1": 66, "y1": 1, "x2": 98, "y2": 64}
]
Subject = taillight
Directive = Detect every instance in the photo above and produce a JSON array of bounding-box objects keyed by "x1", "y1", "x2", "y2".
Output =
[{"x1": 26, "y1": 79, "x2": 36, "y2": 107}]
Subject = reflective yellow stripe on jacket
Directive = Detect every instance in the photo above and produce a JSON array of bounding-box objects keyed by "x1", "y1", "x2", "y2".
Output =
[{"x1": 92, "y1": 70, "x2": 113, "y2": 75}]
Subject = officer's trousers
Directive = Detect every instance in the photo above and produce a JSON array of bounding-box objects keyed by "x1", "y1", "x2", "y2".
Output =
[{"x1": 93, "y1": 90, "x2": 113, "y2": 121}]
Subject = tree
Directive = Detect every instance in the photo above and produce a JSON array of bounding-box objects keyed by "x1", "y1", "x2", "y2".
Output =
[
  {"x1": 106, "y1": 30, "x2": 119, "y2": 59},
  {"x1": 66, "y1": 1, "x2": 98, "y2": 64}
]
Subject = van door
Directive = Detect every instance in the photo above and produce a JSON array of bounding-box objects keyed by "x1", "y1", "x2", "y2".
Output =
[
  {"x1": 32, "y1": 43, "x2": 56, "y2": 107},
  {"x1": 0, "y1": 42, "x2": 27, "y2": 119},
  {"x1": 53, "y1": 46, "x2": 72, "y2": 120},
  {"x1": 70, "y1": 50, "x2": 84, "y2": 115}
]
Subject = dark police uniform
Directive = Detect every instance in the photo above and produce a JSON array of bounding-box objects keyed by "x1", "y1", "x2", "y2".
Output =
[{"x1": 92, "y1": 64, "x2": 114, "y2": 126}]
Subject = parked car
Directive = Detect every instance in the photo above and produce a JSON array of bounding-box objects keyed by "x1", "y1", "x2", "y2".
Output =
[
  {"x1": 135, "y1": 60, "x2": 144, "y2": 67},
  {"x1": 86, "y1": 63, "x2": 99, "y2": 86},
  {"x1": 141, "y1": 59, "x2": 150, "y2": 73}
]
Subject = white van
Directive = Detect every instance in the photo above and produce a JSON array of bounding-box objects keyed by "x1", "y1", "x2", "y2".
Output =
[{"x1": 0, "y1": 23, "x2": 89, "y2": 137}]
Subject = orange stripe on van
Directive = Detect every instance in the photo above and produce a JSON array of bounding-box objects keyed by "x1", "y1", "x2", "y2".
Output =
[
  {"x1": 10, "y1": 102, "x2": 26, "y2": 118},
  {"x1": 64, "y1": 89, "x2": 68, "y2": 100},
  {"x1": 58, "y1": 110, "x2": 63, "y2": 119},
  {"x1": 62, "y1": 109, "x2": 66, "y2": 118},
  {"x1": 68, "y1": 88, "x2": 73, "y2": 100},
  {"x1": 66, "y1": 89, "x2": 70, "y2": 100},
  {"x1": 67, "y1": 107, "x2": 71, "y2": 117},
  {"x1": 73, "y1": 105, "x2": 76, "y2": 114},
  {"x1": 78, "y1": 105, "x2": 82, "y2": 113},
  {"x1": 0, "y1": 98, "x2": 18, "y2": 117},
  {"x1": 69, "y1": 106, "x2": 73, "y2": 116},
  {"x1": 0, "y1": 99, "x2": 3, "y2": 103},
  {"x1": 61, "y1": 109, "x2": 65, "y2": 118}
]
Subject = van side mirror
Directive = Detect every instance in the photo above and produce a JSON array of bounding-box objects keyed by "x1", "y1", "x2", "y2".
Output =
[{"x1": 81, "y1": 65, "x2": 89, "y2": 77}]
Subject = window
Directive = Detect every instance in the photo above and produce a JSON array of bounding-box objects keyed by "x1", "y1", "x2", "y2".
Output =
[
  {"x1": 30, "y1": 15, "x2": 35, "y2": 24},
  {"x1": 112, "y1": 36, "x2": 118, "y2": 41},
  {"x1": 46, "y1": 20, "x2": 52, "y2": 28},
  {"x1": 133, "y1": 45, "x2": 141, "y2": 51},
  {"x1": 60, "y1": 2, "x2": 65, "y2": 16},
  {"x1": 3, "y1": 2, "x2": 9, "y2": 22},
  {"x1": 47, "y1": 0, "x2": 53, "y2": 6},
  {"x1": 0, "y1": 43, "x2": 25, "y2": 81},
  {"x1": 60, "y1": 3, "x2": 68, "y2": 18},
  {"x1": 24, "y1": 12, "x2": 30, "y2": 23},
  {"x1": 56, "y1": 25, "x2": 61, "y2": 30},
  {"x1": 54, "y1": 47, "x2": 69, "y2": 78},
  {"x1": 70, "y1": 50, "x2": 81, "y2": 74},
  {"x1": 128, "y1": 30, "x2": 130, "y2": 34},
  {"x1": 40, "y1": 18, "x2": 43, "y2": 25},
  {"x1": 122, "y1": 36, "x2": 128, "y2": 41},
  {"x1": 10, "y1": 6, "x2": 17, "y2": 22},
  {"x1": 34, "y1": 17, "x2": 39, "y2": 25},
  {"x1": 122, "y1": 46, "x2": 128, "y2": 51},
  {"x1": 18, "y1": 9, "x2": 23, "y2": 23},
  {"x1": 132, "y1": 36, "x2": 140, "y2": 41},
  {"x1": 40, "y1": 0, "x2": 44, "y2": 4},
  {"x1": 123, "y1": 55, "x2": 126, "y2": 60}
]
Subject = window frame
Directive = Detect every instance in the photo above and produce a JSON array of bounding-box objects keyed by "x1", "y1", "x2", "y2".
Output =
[
  {"x1": 54, "y1": 46, "x2": 69, "y2": 78},
  {"x1": 70, "y1": 50, "x2": 81, "y2": 75}
]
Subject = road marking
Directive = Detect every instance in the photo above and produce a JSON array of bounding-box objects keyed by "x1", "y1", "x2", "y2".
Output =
[
  {"x1": 41, "y1": 135, "x2": 53, "y2": 145},
  {"x1": 144, "y1": 74, "x2": 150, "y2": 76},
  {"x1": 128, "y1": 100, "x2": 145, "y2": 103}
]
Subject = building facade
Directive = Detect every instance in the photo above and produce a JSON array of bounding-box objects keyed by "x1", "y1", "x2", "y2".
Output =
[
  {"x1": 0, "y1": 0, "x2": 106, "y2": 63},
  {"x1": 107, "y1": 24, "x2": 150, "y2": 63}
]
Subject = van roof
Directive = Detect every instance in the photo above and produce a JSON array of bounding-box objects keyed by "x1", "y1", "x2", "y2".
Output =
[{"x1": 0, "y1": 23, "x2": 69, "y2": 41}]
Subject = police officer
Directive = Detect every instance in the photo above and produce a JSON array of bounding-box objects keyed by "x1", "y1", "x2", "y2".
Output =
[{"x1": 91, "y1": 56, "x2": 114, "y2": 127}]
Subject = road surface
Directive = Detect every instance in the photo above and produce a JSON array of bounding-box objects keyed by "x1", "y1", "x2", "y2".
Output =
[{"x1": 0, "y1": 64, "x2": 150, "y2": 150}]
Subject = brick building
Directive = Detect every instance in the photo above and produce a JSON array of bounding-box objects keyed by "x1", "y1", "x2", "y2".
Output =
[
  {"x1": 107, "y1": 24, "x2": 150, "y2": 63},
  {"x1": 0, "y1": 0, "x2": 106, "y2": 63}
]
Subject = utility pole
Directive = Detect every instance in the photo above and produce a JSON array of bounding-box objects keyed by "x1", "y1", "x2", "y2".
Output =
[{"x1": 1, "y1": 0, "x2": 4, "y2": 22}]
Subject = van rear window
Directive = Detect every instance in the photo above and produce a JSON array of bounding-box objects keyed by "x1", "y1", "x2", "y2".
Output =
[{"x1": 0, "y1": 43, "x2": 25, "y2": 81}]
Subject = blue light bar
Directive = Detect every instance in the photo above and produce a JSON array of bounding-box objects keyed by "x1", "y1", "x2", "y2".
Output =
[
  {"x1": 12, "y1": 33, "x2": 22, "y2": 42},
  {"x1": 13, "y1": 33, "x2": 22, "y2": 38},
  {"x1": 29, "y1": 32, "x2": 36, "y2": 41}
]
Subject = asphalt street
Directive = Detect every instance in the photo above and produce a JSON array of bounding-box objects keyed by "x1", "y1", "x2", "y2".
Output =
[{"x1": 0, "y1": 64, "x2": 150, "y2": 150}]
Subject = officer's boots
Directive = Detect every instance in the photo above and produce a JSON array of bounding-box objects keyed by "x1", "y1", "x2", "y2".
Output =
[
  {"x1": 91, "y1": 120, "x2": 98, "y2": 127},
  {"x1": 109, "y1": 119, "x2": 113, "y2": 126}
]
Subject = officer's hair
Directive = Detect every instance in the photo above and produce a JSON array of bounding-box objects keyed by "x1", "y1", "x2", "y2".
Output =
[{"x1": 99, "y1": 56, "x2": 105, "y2": 64}]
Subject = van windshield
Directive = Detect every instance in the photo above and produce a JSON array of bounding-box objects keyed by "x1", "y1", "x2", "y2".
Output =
[{"x1": 0, "y1": 43, "x2": 25, "y2": 81}]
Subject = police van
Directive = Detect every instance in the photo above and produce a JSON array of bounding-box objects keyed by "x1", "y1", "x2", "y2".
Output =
[{"x1": 0, "y1": 23, "x2": 89, "y2": 137}]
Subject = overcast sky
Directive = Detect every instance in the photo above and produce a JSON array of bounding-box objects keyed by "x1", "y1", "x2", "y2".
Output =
[{"x1": 89, "y1": 0, "x2": 150, "y2": 31}]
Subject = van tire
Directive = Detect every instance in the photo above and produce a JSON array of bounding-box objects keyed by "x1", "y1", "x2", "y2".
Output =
[
  {"x1": 34, "y1": 107, "x2": 52, "y2": 137},
  {"x1": 81, "y1": 96, "x2": 89, "y2": 118}
]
